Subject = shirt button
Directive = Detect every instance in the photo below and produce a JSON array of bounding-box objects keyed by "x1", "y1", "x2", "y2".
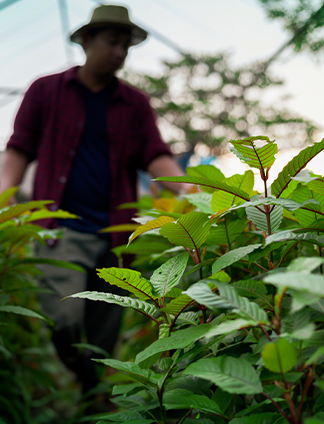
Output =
[
  {"x1": 59, "y1": 176, "x2": 67, "y2": 184},
  {"x1": 47, "y1": 239, "x2": 55, "y2": 246},
  {"x1": 49, "y1": 204, "x2": 58, "y2": 211}
]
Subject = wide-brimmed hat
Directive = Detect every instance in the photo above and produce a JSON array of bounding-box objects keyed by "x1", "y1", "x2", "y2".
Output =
[{"x1": 70, "y1": 4, "x2": 148, "y2": 46}]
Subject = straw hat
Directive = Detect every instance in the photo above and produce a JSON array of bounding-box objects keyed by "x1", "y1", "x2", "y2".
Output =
[{"x1": 70, "y1": 4, "x2": 148, "y2": 46}]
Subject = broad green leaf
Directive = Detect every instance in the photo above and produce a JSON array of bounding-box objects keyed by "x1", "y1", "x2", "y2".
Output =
[
  {"x1": 128, "y1": 216, "x2": 175, "y2": 245},
  {"x1": 95, "y1": 411, "x2": 146, "y2": 422},
  {"x1": 235, "y1": 400, "x2": 285, "y2": 418},
  {"x1": 306, "y1": 347, "x2": 324, "y2": 366},
  {"x1": 209, "y1": 270, "x2": 231, "y2": 283},
  {"x1": 264, "y1": 272, "x2": 324, "y2": 297},
  {"x1": 230, "y1": 136, "x2": 277, "y2": 171},
  {"x1": 24, "y1": 209, "x2": 79, "y2": 223},
  {"x1": 184, "y1": 281, "x2": 268, "y2": 323},
  {"x1": 246, "y1": 204, "x2": 283, "y2": 234},
  {"x1": 0, "y1": 200, "x2": 53, "y2": 224},
  {"x1": 160, "y1": 212, "x2": 211, "y2": 249},
  {"x1": 66, "y1": 291, "x2": 158, "y2": 317},
  {"x1": 99, "y1": 223, "x2": 139, "y2": 233},
  {"x1": 175, "y1": 311, "x2": 200, "y2": 325},
  {"x1": 228, "y1": 196, "x2": 320, "y2": 213},
  {"x1": 230, "y1": 413, "x2": 280, "y2": 424},
  {"x1": 94, "y1": 359, "x2": 159, "y2": 385},
  {"x1": 163, "y1": 394, "x2": 222, "y2": 415},
  {"x1": 212, "y1": 170, "x2": 254, "y2": 213},
  {"x1": 262, "y1": 339, "x2": 297, "y2": 373},
  {"x1": 232, "y1": 280, "x2": 272, "y2": 309},
  {"x1": 154, "y1": 176, "x2": 250, "y2": 202},
  {"x1": 150, "y1": 252, "x2": 189, "y2": 297},
  {"x1": 187, "y1": 164, "x2": 225, "y2": 192},
  {"x1": 0, "y1": 305, "x2": 47, "y2": 321},
  {"x1": 206, "y1": 216, "x2": 247, "y2": 246},
  {"x1": 0, "y1": 187, "x2": 18, "y2": 208},
  {"x1": 112, "y1": 382, "x2": 145, "y2": 396},
  {"x1": 212, "y1": 244, "x2": 262, "y2": 274},
  {"x1": 271, "y1": 138, "x2": 324, "y2": 198},
  {"x1": 185, "y1": 192, "x2": 213, "y2": 214},
  {"x1": 135, "y1": 324, "x2": 211, "y2": 365},
  {"x1": 160, "y1": 293, "x2": 195, "y2": 315},
  {"x1": 206, "y1": 318, "x2": 259, "y2": 338},
  {"x1": 308, "y1": 178, "x2": 324, "y2": 196},
  {"x1": 266, "y1": 231, "x2": 324, "y2": 249},
  {"x1": 292, "y1": 184, "x2": 324, "y2": 227},
  {"x1": 97, "y1": 268, "x2": 154, "y2": 300},
  {"x1": 184, "y1": 356, "x2": 263, "y2": 395},
  {"x1": 10, "y1": 257, "x2": 85, "y2": 273},
  {"x1": 287, "y1": 257, "x2": 324, "y2": 273}
]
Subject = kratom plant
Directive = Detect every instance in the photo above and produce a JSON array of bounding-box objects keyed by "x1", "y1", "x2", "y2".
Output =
[
  {"x1": 69, "y1": 136, "x2": 324, "y2": 424},
  {"x1": 0, "y1": 189, "x2": 83, "y2": 424}
]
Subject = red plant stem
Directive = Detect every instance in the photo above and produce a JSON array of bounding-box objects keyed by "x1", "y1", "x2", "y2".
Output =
[
  {"x1": 185, "y1": 247, "x2": 197, "y2": 264},
  {"x1": 261, "y1": 325, "x2": 272, "y2": 341},
  {"x1": 297, "y1": 368, "x2": 314, "y2": 422},
  {"x1": 262, "y1": 392, "x2": 292, "y2": 423},
  {"x1": 284, "y1": 391, "x2": 297, "y2": 424}
]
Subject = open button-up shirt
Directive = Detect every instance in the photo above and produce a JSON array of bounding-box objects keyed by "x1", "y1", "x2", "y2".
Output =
[{"x1": 7, "y1": 66, "x2": 171, "y2": 251}]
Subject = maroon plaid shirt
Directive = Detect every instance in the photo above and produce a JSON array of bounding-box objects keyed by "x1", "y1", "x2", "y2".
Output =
[{"x1": 7, "y1": 66, "x2": 171, "y2": 251}]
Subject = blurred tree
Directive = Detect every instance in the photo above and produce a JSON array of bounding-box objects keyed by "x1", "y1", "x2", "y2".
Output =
[
  {"x1": 122, "y1": 52, "x2": 318, "y2": 156},
  {"x1": 258, "y1": 0, "x2": 324, "y2": 65}
]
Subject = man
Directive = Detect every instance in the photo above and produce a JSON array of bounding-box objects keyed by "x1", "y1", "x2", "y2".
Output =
[{"x1": 0, "y1": 5, "x2": 186, "y2": 393}]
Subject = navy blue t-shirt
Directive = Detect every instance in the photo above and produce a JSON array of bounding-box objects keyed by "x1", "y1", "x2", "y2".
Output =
[{"x1": 60, "y1": 83, "x2": 114, "y2": 233}]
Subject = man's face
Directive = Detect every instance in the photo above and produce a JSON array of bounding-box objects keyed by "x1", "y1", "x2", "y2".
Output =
[{"x1": 83, "y1": 28, "x2": 131, "y2": 76}]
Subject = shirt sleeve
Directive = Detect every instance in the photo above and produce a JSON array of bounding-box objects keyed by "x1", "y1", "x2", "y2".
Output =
[
  {"x1": 138, "y1": 94, "x2": 172, "y2": 171},
  {"x1": 7, "y1": 79, "x2": 42, "y2": 162}
]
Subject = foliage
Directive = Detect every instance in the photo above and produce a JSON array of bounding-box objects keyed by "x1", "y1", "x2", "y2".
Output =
[
  {"x1": 70, "y1": 135, "x2": 324, "y2": 424},
  {"x1": 122, "y1": 54, "x2": 318, "y2": 155},
  {"x1": 0, "y1": 192, "x2": 83, "y2": 423}
]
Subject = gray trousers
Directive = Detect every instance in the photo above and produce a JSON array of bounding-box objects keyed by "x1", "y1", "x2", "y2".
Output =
[{"x1": 36, "y1": 227, "x2": 125, "y2": 391}]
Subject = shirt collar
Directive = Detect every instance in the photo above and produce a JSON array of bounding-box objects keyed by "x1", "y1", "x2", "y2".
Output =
[{"x1": 63, "y1": 66, "x2": 131, "y2": 103}]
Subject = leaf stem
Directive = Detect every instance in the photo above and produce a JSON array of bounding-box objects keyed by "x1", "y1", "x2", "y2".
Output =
[
  {"x1": 261, "y1": 325, "x2": 271, "y2": 341},
  {"x1": 297, "y1": 368, "x2": 314, "y2": 422},
  {"x1": 175, "y1": 408, "x2": 193, "y2": 424},
  {"x1": 262, "y1": 391, "x2": 292, "y2": 423}
]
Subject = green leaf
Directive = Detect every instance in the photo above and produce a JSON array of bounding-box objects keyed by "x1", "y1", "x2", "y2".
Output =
[
  {"x1": 230, "y1": 412, "x2": 279, "y2": 424},
  {"x1": 206, "y1": 318, "x2": 261, "y2": 338},
  {"x1": 229, "y1": 196, "x2": 320, "y2": 213},
  {"x1": 0, "y1": 305, "x2": 47, "y2": 321},
  {"x1": 150, "y1": 252, "x2": 189, "y2": 297},
  {"x1": 128, "y1": 216, "x2": 175, "y2": 245},
  {"x1": 262, "y1": 338, "x2": 297, "y2": 373},
  {"x1": 175, "y1": 311, "x2": 200, "y2": 326},
  {"x1": 160, "y1": 293, "x2": 195, "y2": 315},
  {"x1": 24, "y1": 209, "x2": 79, "y2": 223},
  {"x1": 232, "y1": 280, "x2": 272, "y2": 309},
  {"x1": 211, "y1": 170, "x2": 254, "y2": 213},
  {"x1": 185, "y1": 192, "x2": 213, "y2": 214},
  {"x1": 287, "y1": 257, "x2": 324, "y2": 273},
  {"x1": 112, "y1": 382, "x2": 145, "y2": 396},
  {"x1": 0, "y1": 187, "x2": 18, "y2": 208},
  {"x1": 292, "y1": 184, "x2": 324, "y2": 227},
  {"x1": 66, "y1": 291, "x2": 158, "y2": 317},
  {"x1": 230, "y1": 136, "x2": 277, "y2": 171},
  {"x1": 97, "y1": 268, "x2": 154, "y2": 301},
  {"x1": 0, "y1": 200, "x2": 53, "y2": 224},
  {"x1": 206, "y1": 216, "x2": 247, "y2": 246},
  {"x1": 187, "y1": 164, "x2": 225, "y2": 193},
  {"x1": 184, "y1": 355, "x2": 263, "y2": 395},
  {"x1": 154, "y1": 176, "x2": 250, "y2": 202},
  {"x1": 94, "y1": 411, "x2": 145, "y2": 422},
  {"x1": 264, "y1": 272, "x2": 324, "y2": 297},
  {"x1": 246, "y1": 205, "x2": 283, "y2": 234},
  {"x1": 135, "y1": 324, "x2": 211, "y2": 365},
  {"x1": 212, "y1": 244, "x2": 262, "y2": 274},
  {"x1": 163, "y1": 393, "x2": 222, "y2": 415},
  {"x1": 160, "y1": 212, "x2": 211, "y2": 249},
  {"x1": 10, "y1": 257, "x2": 85, "y2": 272},
  {"x1": 306, "y1": 347, "x2": 324, "y2": 366},
  {"x1": 184, "y1": 281, "x2": 268, "y2": 323},
  {"x1": 93, "y1": 359, "x2": 159, "y2": 385},
  {"x1": 265, "y1": 230, "x2": 324, "y2": 249},
  {"x1": 271, "y1": 138, "x2": 324, "y2": 198}
]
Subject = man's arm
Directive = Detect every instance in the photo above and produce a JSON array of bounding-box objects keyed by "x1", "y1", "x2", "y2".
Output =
[
  {"x1": 147, "y1": 154, "x2": 191, "y2": 194},
  {"x1": 0, "y1": 148, "x2": 29, "y2": 202}
]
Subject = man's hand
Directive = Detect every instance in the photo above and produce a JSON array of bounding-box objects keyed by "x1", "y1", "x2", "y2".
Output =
[
  {"x1": 0, "y1": 148, "x2": 29, "y2": 203},
  {"x1": 147, "y1": 154, "x2": 192, "y2": 194}
]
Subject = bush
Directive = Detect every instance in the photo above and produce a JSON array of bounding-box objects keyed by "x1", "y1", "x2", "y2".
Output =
[{"x1": 70, "y1": 136, "x2": 324, "y2": 424}]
